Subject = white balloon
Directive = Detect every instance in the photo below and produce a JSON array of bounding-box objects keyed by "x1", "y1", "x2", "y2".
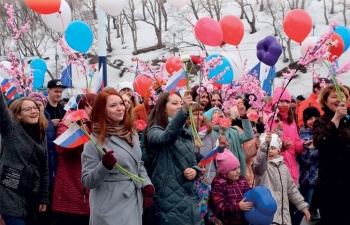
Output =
[
  {"x1": 168, "y1": 0, "x2": 189, "y2": 9},
  {"x1": 300, "y1": 36, "x2": 319, "y2": 56},
  {"x1": 222, "y1": 53, "x2": 244, "y2": 81},
  {"x1": 0, "y1": 61, "x2": 12, "y2": 79},
  {"x1": 97, "y1": 0, "x2": 127, "y2": 17},
  {"x1": 41, "y1": 0, "x2": 71, "y2": 33}
]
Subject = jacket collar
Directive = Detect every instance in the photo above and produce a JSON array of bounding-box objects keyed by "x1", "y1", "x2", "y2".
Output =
[{"x1": 110, "y1": 135, "x2": 138, "y2": 163}]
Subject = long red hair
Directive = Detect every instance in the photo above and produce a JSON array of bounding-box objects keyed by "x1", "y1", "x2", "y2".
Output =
[{"x1": 90, "y1": 89, "x2": 135, "y2": 144}]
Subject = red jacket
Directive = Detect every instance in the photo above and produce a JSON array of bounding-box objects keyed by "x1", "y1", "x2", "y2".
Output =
[
  {"x1": 51, "y1": 120, "x2": 90, "y2": 215},
  {"x1": 297, "y1": 93, "x2": 323, "y2": 128}
]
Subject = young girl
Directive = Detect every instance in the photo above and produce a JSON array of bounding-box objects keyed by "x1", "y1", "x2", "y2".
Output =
[
  {"x1": 253, "y1": 133, "x2": 310, "y2": 225},
  {"x1": 210, "y1": 149, "x2": 253, "y2": 225}
]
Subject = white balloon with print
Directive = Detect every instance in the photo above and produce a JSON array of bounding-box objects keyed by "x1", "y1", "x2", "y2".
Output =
[
  {"x1": 0, "y1": 61, "x2": 12, "y2": 79},
  {"x1": 41, "y1": 0, "x2": 71, "y2": 33},
  {"x1": 97, "y1": 0, "x2": 127, "y2": 17},
  {"x1": 222, "y1": 53, "x2": 244, "y2": 81},
  {"x1": 168, "y1": 0, "x2": 189, "y2": 9}
]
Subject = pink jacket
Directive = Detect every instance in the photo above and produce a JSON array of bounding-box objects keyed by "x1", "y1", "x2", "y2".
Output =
[{"x1": 271, "y1": 120, "x2": 305, "y2": 184}]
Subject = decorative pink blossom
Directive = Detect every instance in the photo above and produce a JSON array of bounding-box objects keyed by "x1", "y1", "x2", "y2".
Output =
[
  {"x1": 65, "y1": 110, "x2": 89, "y2": 125},
  {"x1": 134, "y1": 120, "x2": 147, "y2": 131}
]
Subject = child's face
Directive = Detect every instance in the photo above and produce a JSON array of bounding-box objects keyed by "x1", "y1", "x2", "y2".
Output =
[
  {"x1": 200, "y1": 166, "x2": 206, "y2": 174},
  {"x1": 268, "y1": 146, "x2": 280, "y2": 160},
  {"x1": 226, "y1": 167, "x2": 241, "y2": 181},
  {"x1": 306, "y1": 116, "x2": 317, "y2": 129}
]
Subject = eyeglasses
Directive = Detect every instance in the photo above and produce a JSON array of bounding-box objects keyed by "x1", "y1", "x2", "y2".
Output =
[{"x1": 22, "y1": 106, "x2": 39, "y2": 112}]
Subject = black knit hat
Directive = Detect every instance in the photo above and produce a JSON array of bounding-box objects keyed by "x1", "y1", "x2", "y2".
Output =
[
  {"x1": 303, "y1": 106, "x2": 320, "y2": 124},
  {"x1": 296, "y1": 95, "x2": 305, "y2": 101}
]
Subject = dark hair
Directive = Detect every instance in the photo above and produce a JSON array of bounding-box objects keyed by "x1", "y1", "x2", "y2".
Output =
[
  {"x1": 78, "y1": 93, "x2": 97, "y2": 110},
  {"x1": 146, "y1": 92, "x2": 181, "y2": 130},
  {"x1": 90, "y1": 89, "x2": 135, "y2": 144},
  {"x1": 186, "y1": 104, "x2": 212, "y2": 134},
  {"x1": 190, "y1": 85, "x2": 211, "y2": 111},
  {"x1": 210, "y1": 90, "x2": 223, "y2": 108},
  {"x1": 313, "y1": 78, "x2": 330, "y2": 93}
]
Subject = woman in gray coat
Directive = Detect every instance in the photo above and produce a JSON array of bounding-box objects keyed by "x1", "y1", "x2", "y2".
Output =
[
  {"x1": 146, "y1": 91, "x2": 202, "y2": 225},
  {"x1": 81, "y1": 89, "x2": 152, "y2": 225},
  {"x1": 0, "y1": 93, "x2": 49, "y2": 225}
]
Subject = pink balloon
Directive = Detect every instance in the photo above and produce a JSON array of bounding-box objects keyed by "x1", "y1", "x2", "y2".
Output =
[{"x1": 194, "y1": 17, "x2": 223, "y2": 47}]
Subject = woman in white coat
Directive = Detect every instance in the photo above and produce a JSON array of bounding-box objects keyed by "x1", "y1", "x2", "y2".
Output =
[{"x1": 82, "y1": 89, "x2": 153, "y2": 225}]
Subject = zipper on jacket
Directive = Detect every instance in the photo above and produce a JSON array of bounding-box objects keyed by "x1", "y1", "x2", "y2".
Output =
[{"x1": 277, "y1": 164, "x2": 284, "y2": 225}]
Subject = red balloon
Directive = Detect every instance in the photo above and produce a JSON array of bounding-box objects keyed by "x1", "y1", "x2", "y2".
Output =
[
  {"x1": 212, "y1": 82, "x2": 222, "y2": 90},
  {"x1": 328, "y1": 33, "x2": 344, "y2": 62},
  {"x1": 219, "y1": 15, "x2": 244, "y2": 46},
  {"x1": 25, "y1": 0, "x2": 61, "y2": 14},
  {"x1": 194, "y1": 17, "x2": 223, "y2": 47},
  {"x1": 165, "y1": 56, "x2": 183, "y2": 75},
  {"x1": 133, "y1": 75, "x2": 153, "y2": 97},
  {"x1": 283, "y1": 9, "x2": 312, "y2": 44}
]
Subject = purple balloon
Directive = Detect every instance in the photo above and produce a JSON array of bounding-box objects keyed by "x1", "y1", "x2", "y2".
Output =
[{"x1": 256, "y1": 36, "x2": 282, "y2": 66}]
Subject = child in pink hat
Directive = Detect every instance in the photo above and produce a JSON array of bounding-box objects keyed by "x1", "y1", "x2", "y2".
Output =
[{"x1": 210, "y1": 149, "x2": 253, "y2": 225}]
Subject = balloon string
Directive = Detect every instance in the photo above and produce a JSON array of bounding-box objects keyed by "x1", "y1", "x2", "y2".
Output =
[
  {"x1": 236, "y1": 46, "x2": 243, "y2": 66},
  {"x1": 221, "y1": 46, "x2": 239, "y2": 68},
  {"x1": 59, "y1": 12, "x2": 65, "y2": 33}
]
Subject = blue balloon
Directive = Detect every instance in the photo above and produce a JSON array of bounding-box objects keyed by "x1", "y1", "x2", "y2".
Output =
[
  {"x1": 32, "y1": 69, "x2": 44, "y2": 90},
  {"x1": 65, "y1": 20, "x2": 93, "y2": 53},
  {"x1": 243, "y1": 185, "x2": 277, "y2": 225},
  {"x1": 205, "y1": 54, "x2": 234, "y2": 84},
  {"x1": 334, "y1": 25, "x2": 350, "y2": 53},
  {"x1": 30, "y1": 58, "x2": 47, "y2": 75}
]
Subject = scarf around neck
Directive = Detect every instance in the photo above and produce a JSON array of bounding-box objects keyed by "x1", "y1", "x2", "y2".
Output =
[{"x1": 92, "y1": 122, "x2": 133, "y2": 147}]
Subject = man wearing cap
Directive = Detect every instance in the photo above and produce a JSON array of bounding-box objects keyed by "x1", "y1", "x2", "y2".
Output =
[{"x1": 46, "y1": 79, "x2": 67, "y2": 127}]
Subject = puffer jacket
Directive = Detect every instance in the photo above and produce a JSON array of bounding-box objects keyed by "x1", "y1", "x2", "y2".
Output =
[
  {"x1": 147, "y1": 109, "x2": 202, "y2": 225},
  {"x1": 253, "y1": 143, "x2": 308, "y2": 225},
  {"x1": 270, "y1": 119, "x2": 305, "y2": 184},
  {"x1": 210, "y1": 175, "x2": 250, "y2": 225}
]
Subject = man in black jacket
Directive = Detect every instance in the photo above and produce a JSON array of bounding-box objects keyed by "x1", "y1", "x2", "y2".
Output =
[{"x1": 45, "y1": 79, "x2": 67, "y2": 127}]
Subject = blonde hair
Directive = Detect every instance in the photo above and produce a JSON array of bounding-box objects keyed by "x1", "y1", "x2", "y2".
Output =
[{"x1": 318, "y1": 84, "x2": 349, "y2": 108}]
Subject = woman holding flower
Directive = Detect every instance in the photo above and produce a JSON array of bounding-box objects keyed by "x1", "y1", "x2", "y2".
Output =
[
  {"x1": 146, "y1": 91, "x2": 202, "y2": 225},
  {"x1": 203, "y1": 101, "x2": 254, "y2": 177},
  {"x1": 313, "y1": 84, "x2": 350, "y2": 225},
  {"x1": 52, "y1": 93, "x2": 96, "y2": 225},
  {"x1": 81, "y1": 89, "x2": 152, "y2": 225}
]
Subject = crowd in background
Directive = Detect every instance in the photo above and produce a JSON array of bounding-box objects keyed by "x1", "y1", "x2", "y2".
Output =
[{"x1": 0, "y1": 77, "x2": 349, "y2": 225}]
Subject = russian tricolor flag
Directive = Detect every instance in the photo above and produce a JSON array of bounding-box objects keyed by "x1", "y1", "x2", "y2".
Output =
[
  {"x1": 54, "y1": 123, "x2": 90, "y2": 148},
  {"x1": 164, "y1": 69, "x2": 187, "y2": 94},
  {"x1": 199, "y1": 140, "x2": 220, "y2": 167},
  {"x1": 5, "y1": 85, "x2": 17, "y2": 99}
]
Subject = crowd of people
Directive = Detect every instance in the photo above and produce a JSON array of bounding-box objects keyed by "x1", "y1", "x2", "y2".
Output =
[{"x1": 0, "y1": 77, "x2": 349, "y2": 225}]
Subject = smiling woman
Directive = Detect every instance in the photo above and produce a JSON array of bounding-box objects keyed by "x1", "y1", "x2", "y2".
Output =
[
  {"x1": 0, "y1": 94, "x2": 49, "y2": 225},
  {"x1": 81, "y1": 89, "x2": 152, "y2": 225}
]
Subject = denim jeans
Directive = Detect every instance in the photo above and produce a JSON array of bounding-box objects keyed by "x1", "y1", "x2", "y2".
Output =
[{"x1": 2, "y1": 216, "x2": 26, "y2": 225}]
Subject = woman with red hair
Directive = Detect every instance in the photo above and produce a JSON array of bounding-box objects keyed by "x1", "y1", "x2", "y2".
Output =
[{"x1": 81, "y1": 89, "x2": 152, "y2": 225}]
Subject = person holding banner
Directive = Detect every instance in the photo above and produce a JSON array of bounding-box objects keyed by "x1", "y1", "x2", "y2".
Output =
[{"x1": 0, "y1": 92, "x2": 49, "y2": 225}]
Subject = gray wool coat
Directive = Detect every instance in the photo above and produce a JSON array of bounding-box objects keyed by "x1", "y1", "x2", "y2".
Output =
[
  {"x1": 0, "y1": 93, "x2": 49, "y2": 218},
  {"x1": 253, "y1": 143, "x2": 308, "y2": 225},
  {"x1": 82, "y1": 133, "x2": 152, "y2": 225}
]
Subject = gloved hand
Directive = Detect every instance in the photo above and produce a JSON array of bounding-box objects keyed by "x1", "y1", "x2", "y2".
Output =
[
  {"x1": 102, "y1": 148, "x2": 117, "y2": 170},
  {"x1": 143, "y1": 185, "x2": 155, "y2": 209}
]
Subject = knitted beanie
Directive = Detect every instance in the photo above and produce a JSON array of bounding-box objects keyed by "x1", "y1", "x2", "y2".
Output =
[
  {"x1": 28, "y1": 92, "x2": 47, "y2": 108},
  {"x1": 116, "y1": 81, "x2": 134, "y2": 92},
  {"x1": 203, "y1": 107, "x2": 222, "y2": 121},
  {"x1": 303, "y1": 106, "x2": 320, "y2": 125},
  {"x1": 272, "y1": 87, "x2": 291, "y2": 105},
  {"x1": 259, "y1": 133, "x2": 282, "y2": 151},
  {"x1": 216, "y1": 149, "x2": 240, "y2": 175}
]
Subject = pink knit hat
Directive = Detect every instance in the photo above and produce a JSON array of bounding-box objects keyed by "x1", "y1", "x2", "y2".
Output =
[
  {"x1": 216, "y1": 149, "x2": 240, "y2": 175},
  {"x1": 272, "y1": 87, "x2": 291, "y2": 105},
  {"x1": 28, "y1": 92, "x2": 47, "y2": 108}
]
